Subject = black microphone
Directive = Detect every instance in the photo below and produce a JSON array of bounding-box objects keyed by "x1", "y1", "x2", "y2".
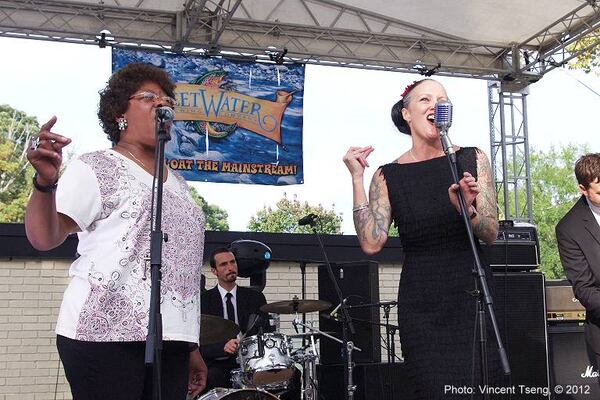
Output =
[
  {"x1": 434, "y1": 100, "x2": 454, "y2": 156},
  {"x1": 298, "y1": 213, "x2": 318, "y2": 226},
  {"x1": 156, "y1": 106, "x2": 174, "y2": 123}
]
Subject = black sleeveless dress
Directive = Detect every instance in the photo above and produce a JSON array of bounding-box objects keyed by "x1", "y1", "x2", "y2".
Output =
[{"x1": 380, "y1": 147, "x2": 501, "y2": 399}]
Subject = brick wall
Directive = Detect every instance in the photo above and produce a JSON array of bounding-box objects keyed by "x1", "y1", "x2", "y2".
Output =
[
  {"x1": 0, "y1": 258, "x2": 402, "y2": 399},
  {"x1": 0, "y1": 259, "x2": 71, "y2": 400}
]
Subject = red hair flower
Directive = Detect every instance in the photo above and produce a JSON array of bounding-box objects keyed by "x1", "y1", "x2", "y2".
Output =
[{"x1": 401, "y1": 80, "x2": 418, "y2": 98}]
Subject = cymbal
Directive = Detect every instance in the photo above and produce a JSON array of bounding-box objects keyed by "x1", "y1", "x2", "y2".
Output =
[
  {"x1": 200, "y1": 314, "x2": 240, "y2": 345},
  {"x1": 261, "y1": 299, "x2": 332, "y2": 314}
]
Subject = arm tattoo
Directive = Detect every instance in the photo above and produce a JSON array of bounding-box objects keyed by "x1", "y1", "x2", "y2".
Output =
[
  {"x1": 354, "y1": 207, "x2": 370, "y2": 243},
  {"x1": 473, "y1": 149, "x2": 499, "y2": 244},
  {"x1": 368, "y1": 175, "x2": 391, "y2": 242},
  {"x1": 353, "y1": 170, "x2": 391, "y2": 248}
]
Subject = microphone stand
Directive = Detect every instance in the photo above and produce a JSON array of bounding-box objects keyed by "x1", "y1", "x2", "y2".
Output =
[
  {"x1": 144, "y1": 114, "x2": 172, "y2": 400},
  {"x1": 305, "y1": 219, "x2": 357, "y2": 400},
  {"x1": 439, "y1": 130, "x2": 510, "y2": 398},
  {"x1": 347, "y1": 301, "x2": 398, "y2": 362},
  {"x1": 300, "y1": 261, "x2": 307, "y2": 348}
]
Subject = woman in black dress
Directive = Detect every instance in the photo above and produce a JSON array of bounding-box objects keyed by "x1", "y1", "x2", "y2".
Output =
[{"x1": 343, "y1": 79, "x2": 500, "y2": 399}]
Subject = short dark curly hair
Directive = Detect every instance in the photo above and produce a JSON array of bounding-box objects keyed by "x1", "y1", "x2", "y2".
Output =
[
  {"x1": 575, "y1": 153, "x2": 600, "y2": 189},
  {"x1": 98, "y1": 62, "x2": 176, "y2": 144}
]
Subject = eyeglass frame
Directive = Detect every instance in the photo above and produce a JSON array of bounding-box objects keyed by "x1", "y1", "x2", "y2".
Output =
[{"x1": 129, "y1": 91, "x2": 177, "y2": 108}]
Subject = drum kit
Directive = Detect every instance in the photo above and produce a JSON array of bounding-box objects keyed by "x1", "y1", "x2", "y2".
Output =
[{"x1": 197, "y1": 298, "x2": 334, "y2": 400}]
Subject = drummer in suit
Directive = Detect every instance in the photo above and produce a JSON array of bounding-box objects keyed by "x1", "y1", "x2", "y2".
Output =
[{"x1": 200, "y1": 247, "x2": 273, "y2": 392}]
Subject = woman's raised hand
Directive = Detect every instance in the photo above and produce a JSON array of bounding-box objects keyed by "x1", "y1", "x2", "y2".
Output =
[
  {"x1": 27, "y1": 116, "x2": 71, "y2": 185},
  {"x1": 343, "y1": 146, "x2": 374, "y2": 178}
]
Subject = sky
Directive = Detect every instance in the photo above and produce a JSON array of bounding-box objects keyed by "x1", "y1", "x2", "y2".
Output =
[{"x1": 1, "y1": 36, "x2": 599, "y2": 234}]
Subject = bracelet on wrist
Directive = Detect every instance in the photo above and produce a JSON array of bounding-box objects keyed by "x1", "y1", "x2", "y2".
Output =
[
  {"x1": 32, "y1": 172, "x2": 58, "y2": 193},
  {"x1": 352, "y1": 202, "x2": 369, "y2": 212}
]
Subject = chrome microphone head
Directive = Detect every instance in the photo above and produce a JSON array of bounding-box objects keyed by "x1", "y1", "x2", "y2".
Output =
[
  {"x1": 434, "y1": 100, "x2": 453, "y2": 132},
  {"x1": 156, "y1": 106, "x2": 174, "y2": 123}
]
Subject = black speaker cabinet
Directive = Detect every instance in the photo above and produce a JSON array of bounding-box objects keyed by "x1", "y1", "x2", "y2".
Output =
[
  {"x1": 318, "y1": 261, "x2": 380, "y2": 364},
  {"x1": 317, "y1": 362, "x2": 411, "y2": 400},
  {"x1": 549, "y1": 324, "x2": 600, "y2": 399},
  {"x1": 493, "y1": 272, "x2": 550, "y2": 397}
]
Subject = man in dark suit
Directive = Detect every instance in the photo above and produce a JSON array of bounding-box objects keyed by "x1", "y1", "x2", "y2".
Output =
[
  {"x1": 200, "y1": 247, "x2": 272, "y2": 392},
  {"x1": 556, "y1": 153, "x2": 600, "y2": 382}
]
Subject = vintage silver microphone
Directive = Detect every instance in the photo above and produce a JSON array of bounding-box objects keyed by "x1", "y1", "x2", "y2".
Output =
[
  {"x1": 434, "y1": 100, "x2": 454, "y2": 156},
  {"x1": 156, "y1": 106, "x2": 174, "y2": 123}
]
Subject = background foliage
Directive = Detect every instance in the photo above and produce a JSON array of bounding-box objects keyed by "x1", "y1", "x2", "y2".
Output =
[
  {"x1": 0, "y1": 105, "x2": 38, "y2": 222},
  {"x1": 189, "y1": 186, "x2": 230, "y2": 231},
  {"x1": 247, "y1": 193, "x2": 343, "y2": 234}
]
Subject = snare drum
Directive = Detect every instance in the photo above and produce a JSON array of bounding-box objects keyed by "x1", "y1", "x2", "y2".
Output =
[
  {"x1": 198, "y1": 387, "x2": 278, "y2": 399},
  {"x1": 237, "y1": 332, "x2": 294, "y2": 387}
]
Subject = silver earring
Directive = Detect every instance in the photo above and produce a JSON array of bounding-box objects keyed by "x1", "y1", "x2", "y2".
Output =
[{"x1": 117, "y1": 116, "x2": 128, "y2": 131}]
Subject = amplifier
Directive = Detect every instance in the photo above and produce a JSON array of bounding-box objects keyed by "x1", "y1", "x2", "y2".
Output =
[
  {"x1": 481, "y1": 221, "x2": 540, "y2": 271},
  {"x1": 548, "y1": 324, "x2": 600, "y2": 399},
  {"x1": 546, "y1": 280, "x2": 586, "y2": 322}
]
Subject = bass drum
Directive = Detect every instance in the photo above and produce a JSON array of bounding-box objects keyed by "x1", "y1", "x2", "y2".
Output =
[{"x1": 198, "y1": 388, "x2": 279, "y2": 399}]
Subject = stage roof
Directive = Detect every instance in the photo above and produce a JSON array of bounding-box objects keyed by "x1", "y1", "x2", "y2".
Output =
[{"x1": 1, "y1": 0, "x2": 599, "y2": 88}]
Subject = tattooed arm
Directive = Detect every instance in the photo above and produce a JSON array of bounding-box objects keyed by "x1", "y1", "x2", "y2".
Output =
[
  {"x1": 472, "y1": 148, "x2": 499, "y2": 244},
  {"x1": 352, "y1": 169, "x2": 392, "y2": 254},
  {"x1": 343, "y1": 146, "x2": 391, "y2": 255}
]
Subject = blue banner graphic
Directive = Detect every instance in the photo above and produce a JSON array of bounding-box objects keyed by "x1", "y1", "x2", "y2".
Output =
[{"x1": 113, "y1": 48, "x2": 305, "y2": 185}]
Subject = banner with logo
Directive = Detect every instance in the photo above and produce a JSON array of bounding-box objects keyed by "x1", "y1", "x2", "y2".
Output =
[{"x1": 112, "y1": 48, "x2": 305, "y2": 185}]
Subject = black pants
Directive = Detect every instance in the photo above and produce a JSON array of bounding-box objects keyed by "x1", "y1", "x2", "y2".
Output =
[
  {"x1": 57, "y1": 335, "x2": 190, "y2": 400},
  {"x1": 204, "y1": 357, "x2": 238, "y2": 391}
]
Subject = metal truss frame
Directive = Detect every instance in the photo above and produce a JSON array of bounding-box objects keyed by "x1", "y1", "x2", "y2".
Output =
[
  {"x1": 502, "y1": 1, "x2": 600, "y2": 91},
  {"x1": 0, "y1": 0, "x2": 598, "y2": 85},
  {"x1": 488, "y1": 81, "x2": 533, "y2": 223}
]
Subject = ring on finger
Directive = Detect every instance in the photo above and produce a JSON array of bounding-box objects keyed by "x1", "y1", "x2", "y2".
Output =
[{"x1": 30, "y1": 136, "x2": 40, "y2": 151}]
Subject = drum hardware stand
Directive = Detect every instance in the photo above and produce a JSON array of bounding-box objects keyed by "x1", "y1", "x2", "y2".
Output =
[
  {"x1": 293, "y1": 317, "x2": 363, "y2": 400},
  {"x1": 300, "y1": 215, "x2": 358, "y2": 400},
  {"x1": 292, "y1": 318, "x2": 319, "y2": 400},
  {"x1": 382, "y1": 303, "x2": 396, "y2": 363},
  {"x1": 145, "y1": 108, "x2": 173, "y2": 400},
  {"x1": 270, "y1": 312, "x2": 281, "y2": 331},
  {"x1": 257, "y1": 326, "x2": 265, "y2": 358},
  {"x1": 437, "y1": 104, "x2": 510, "y2": 398}
]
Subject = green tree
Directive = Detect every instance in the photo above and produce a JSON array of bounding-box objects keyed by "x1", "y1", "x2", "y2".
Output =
[
  {"x1": 498, "y1": 144, "x2": 587, "y2": 279},
  {"x1": 0, "y1": 105, "x2": 38, "y2": 222},
  {"x1": 188, "y1": 186, "x2": 229, "y2": 231},
  {"x1": 568, "y1": 30, "x2": 600, "y2": 73},
  {"x1": 247, "y1": 194, "x2": 343, "y2": 234},
  {"x1": 530, "y1": 145, "x2": 586, "y2": 279}
]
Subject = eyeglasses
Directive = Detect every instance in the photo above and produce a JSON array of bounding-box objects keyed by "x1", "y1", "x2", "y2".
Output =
[{"x1": 129, "y1": 91, "x2": 177, "y2": 108}]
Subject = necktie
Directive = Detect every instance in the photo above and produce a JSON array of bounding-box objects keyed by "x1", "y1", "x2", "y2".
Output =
[{"x1": 225, "y1": 292, "x2": 235, "y2": 323}]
